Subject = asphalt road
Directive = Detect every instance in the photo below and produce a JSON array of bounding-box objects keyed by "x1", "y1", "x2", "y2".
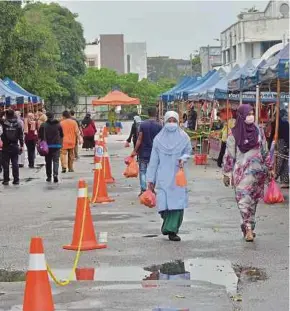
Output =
[{"x1": 0, "y1": 123, "x2": 288, "y2": 311}]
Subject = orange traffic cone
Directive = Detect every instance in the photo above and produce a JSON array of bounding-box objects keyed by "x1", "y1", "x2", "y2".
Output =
[
  {"x1": 103, "y1": 126, "x2": 109, "y2": 138},
  {"x1": 23, "y1": 237, "x2": 54, "y2": 311},
  {"x1": 75, "y1": 267, "x2": 95, "y2": 281},
  {"x1": 91, "y1": 157, "x2": 114, "y2": 204},
  {"x1": 103, "y1": 145, "x2": 115, "y2": 184},
  {"x1": 63, "y1": 180, "x2": 107, "y2": 250}
]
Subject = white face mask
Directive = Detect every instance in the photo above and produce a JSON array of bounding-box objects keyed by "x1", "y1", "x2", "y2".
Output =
[
  {"x1": 165, "y1": 122, "x2": 178, "y2": 132},
  {"x1": 245, "y1": 115, "x2": 255, "y2": 124}
]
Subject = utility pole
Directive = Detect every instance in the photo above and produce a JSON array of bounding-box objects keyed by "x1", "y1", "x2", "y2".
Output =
[{"x1": 207, "y1": 45, "x2": 210, "y2": 72}]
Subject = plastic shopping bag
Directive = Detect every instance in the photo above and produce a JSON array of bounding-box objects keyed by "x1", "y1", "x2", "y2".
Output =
[
  {"x1": 264, "y1": 179, "x2": 284, "y2": 204},
  {"x1": 140, "y1": 190, "x2": 156, "y2": 208},
  {"x1": 123, "y1": 157, "x2": 139, "y2": 178},
  {"x1": 124, "y1": 156, "x2": 133, "y2": 165},
  {"x1": 175, "y1": 168, "x2": 187, "y2": 187}
]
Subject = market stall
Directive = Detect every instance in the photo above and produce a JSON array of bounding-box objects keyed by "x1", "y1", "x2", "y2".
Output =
[{"x1": 92, "y1": 90, "x2": 140, "y2": 134}]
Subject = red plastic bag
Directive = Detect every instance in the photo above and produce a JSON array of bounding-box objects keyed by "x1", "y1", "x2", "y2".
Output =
[
  {"x1": 124, "y1": 157, "x2": 139, "y2": 178},
  {"x1": 264, "y1": 179, "x2": 284, "y2": 204},
  {"x1": 175, "y1": 168, "x2": 187, "y2": 187},
  {"x1": 140, "y1": 190, "x2": 156, "y2": 208}
]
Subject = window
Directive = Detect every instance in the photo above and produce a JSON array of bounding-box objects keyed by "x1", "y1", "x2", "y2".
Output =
[
  {"x1": 233, "y1": 46, "x2": 237, "y2": 61},
  {"x1": 87, "y1": 59, "x2": 96, "y2": 67},
  {"x1": 251, "y1": 43, "x2": 254, "y2": 58},
  {"x1": 223, "y1": 51, "x2": 226, "y2": 64},
  {"x1": 127, "y1": 54, "x2": 131, "y2": 73},
  {"x1": 261, "y1": 41, "x2": 282, "y2": 55}
]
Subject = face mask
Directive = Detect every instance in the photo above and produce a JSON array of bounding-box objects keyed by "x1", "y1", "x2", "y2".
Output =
[
  {"x1": 165, "y1": 122, "x2": 178, "y2": 132},
  {"x1": 245, "y1": 115, "x2": 255, "y2": 124}
]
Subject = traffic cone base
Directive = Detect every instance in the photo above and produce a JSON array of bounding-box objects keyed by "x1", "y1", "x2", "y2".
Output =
[
  {"x1": 63, "y1": 241, "x2": 107, "y2": 250},
  {"x1": 23, "y1": 237, "x2": 54, "y2": 311},
  {"x1": 91, "y1": 166, "x2": 114, "y2": 204}
]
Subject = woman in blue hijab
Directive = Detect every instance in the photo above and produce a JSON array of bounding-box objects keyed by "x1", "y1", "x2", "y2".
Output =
[{"x1": 146, "y1": 111, "x2": 192, "y2": 242}]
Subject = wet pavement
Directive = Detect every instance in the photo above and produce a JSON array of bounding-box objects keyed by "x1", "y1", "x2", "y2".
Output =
[{"x1": 0, "y1": 122, "x2": 288, "y2": 310}]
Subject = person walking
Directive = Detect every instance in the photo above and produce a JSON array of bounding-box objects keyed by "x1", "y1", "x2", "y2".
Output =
[
  {"x1": 15, "y1": 110, "x2": 25, "y2": 168},
  {"x1": 24, "y1": 112, "x2": 38, "y2": 168},
  {"x1": 131, "y1": 108, "x2": 162, "y2": 196},
  {"x1": 70, "y1": 110, "x2": 81, "y2": 160},
  {"x1": 222, "y1": 104, "x2": 272, "y2": 242},
  {"x1": 125, "y1": 115, "x2": 142, "y2": 148},
  {"x1": 268, "y1": 108, "x2": 289, "y2": 188},
  {"x1": 0, "y1": 109, "x2": 24, "y2": 185},
  {"x1": 39, "y1": 112, "x2": 63, "y2": 183},
  {"x1": 188, "y1": 104, "x2": 197, "y2": 131},
  {"x1": 60, "y1": 110, "x2": 79, "y2": 173},
  {"x1": 36, "y1": 109, "x2": 47, "y2": 128},
  {"x1": 146, "y1": 111, "x2": 192, "y2": 242},
  {"x1": 81, "y1": 113, "x2": 96, "y2": 150}
]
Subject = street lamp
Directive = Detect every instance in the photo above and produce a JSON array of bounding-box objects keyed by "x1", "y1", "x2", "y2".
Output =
[{"x1": 137, "y1": 104, "x2": 142, "y2": 115}]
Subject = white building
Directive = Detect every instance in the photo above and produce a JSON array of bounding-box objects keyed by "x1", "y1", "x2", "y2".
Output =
[
  {"x1": 124, "y1": 42, "x2": 147, "y2": 80},
  {"x1": 220, "y1": 0, "x2": 290, "y2": 71},
  {"x1": 199, "y1": 46, "x2": 222, "y2": 75},
  {"x1": 84, "y1": 42, "x2": 100, "y2": 68}
]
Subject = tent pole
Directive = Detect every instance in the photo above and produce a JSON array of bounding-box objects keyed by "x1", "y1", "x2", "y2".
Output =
[
  {"x1": 239, "y1": 91, "x2": 242, "y2": 106},
  {"x1": 226, "y1": 99, "x2": 230, "y2": 138},
  {"x1": 255, "y1": 85, "x2": 260, "y2": 125},
  {"x1": 274, "y1": 78, "x2": 281, "y2": 174}
]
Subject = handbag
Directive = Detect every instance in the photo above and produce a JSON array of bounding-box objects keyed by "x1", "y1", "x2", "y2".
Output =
[{"x1": 37, "y1": 125, "x2": 49, "y2": 156}]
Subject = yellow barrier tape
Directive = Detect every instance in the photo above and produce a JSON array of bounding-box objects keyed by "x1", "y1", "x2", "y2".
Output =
[{"x1": 46, "y1": 186, "x2": 89, "y2": 286}]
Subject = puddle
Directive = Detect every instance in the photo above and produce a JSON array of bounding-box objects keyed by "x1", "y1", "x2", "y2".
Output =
[
  {"x1": 50, "y1": 258, "x2": 239, "y2": 294},
  {"x1": 143, "y1": 234, "x2": 159, "y2": 238},
  {"x1": 233, "y1": 265, "x2": 267, "y2": 290},
  {"x1": 0, "y1": 269, "x2": 25, "y2": 282}
]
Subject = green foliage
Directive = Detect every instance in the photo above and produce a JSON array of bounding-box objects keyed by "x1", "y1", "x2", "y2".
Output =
[{"x1": 192, "y1": 56, "x2": 201, "y2": 66}]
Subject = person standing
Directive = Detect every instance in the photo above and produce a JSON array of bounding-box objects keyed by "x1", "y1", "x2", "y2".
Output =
[
  {"x1": 222, "y1": 104, "x2": 272, "y2": 242},
  {"x1": 131, "y1": 108, "x2": 162, "y2": 196},
  {"x1": 39, "y1": 112, "x2": 63, "y2": 183},
  {"x1": 188, "y1": 104, "x2": 197, "y2": 131},
  {"x1": 15, "y1": 110, "x2": 25, "y2": 168},
  {"x1": 60, "y1": 110, "x2": 79, "y2": 173},
  {"x1": 70, "y1": 110, "x2": 81, "y2": 160},
  {"x1": 24, "y1": 112, "x2": 38, "y2": 168},
  {"x1": 146, "y1": 111, "x2": 192, "y2": 242},
  {"x1": 36, "y1": 109, "x2": 47, "y2": 128},
  {"x1": 108, "y1": 107, "x2": 117, "y2": 134},
  {"x1": 126, "y1": 116, "x2": 142, "y2": 148},
  {"x1": 81, "y1": 113, "x2": 96, "y2": 150},
  {"x1": 0, "y1": 109, "x2": 24, "y2": 185}
]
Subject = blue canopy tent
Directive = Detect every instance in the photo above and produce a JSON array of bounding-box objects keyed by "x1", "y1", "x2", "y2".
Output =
[
  {"x1": 160, "y1": 76, "x2": 192, "y2": 103},
  {"x1": 227, "y1": 91, "x2": 289, "y2": 103},
  {"x1": 227, "y1": 59, "x2": 263, "y2": 92},
  {"x1": 0, "y1": 79, "x2": 29, "y2": 106},
  {"x1": 3, "y1": 77, "x2": 41, "y2": 103},
  {"x1": 172, "y1": 76, "x2": 200, "y2": 101},
  {"x1": 181, "y1": 70, "x2": 216, "y2": 101},
  {"x1": 258, "y1": 43, "x2": 289, "y2": 92},
  {"x1": 199, "y1": 64, "x2": 240, "y2": 101},
  {"x1": 188, "y1": 68, "x2": 226, "y2": 100}
]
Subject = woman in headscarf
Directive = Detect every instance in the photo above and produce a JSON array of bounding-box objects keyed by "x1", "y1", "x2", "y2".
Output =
[
  {"x1": 15, "y1": 110, "x2": 25, "y2": 168},
  {"x1": 223, "y1": 104, "x2": 272, "y2": 242},
  {"x1": 268, "y1": 108, "x2": 289, "y2": 188},
  {"x1": 24, "y1": 112, "x2": 38, "y2": 168},
  {"x1": 125, "y1": 116, "x2": 142, "y2": 148},
  {"x1": 146, "y1": 111, "x2": 192, "y2": 242},
  {"x1": 81, "y1": 113, "x2": 96, "y2": 150}
]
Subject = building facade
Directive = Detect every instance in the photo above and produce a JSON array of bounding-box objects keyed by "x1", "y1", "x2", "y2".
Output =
[
  {"x1": 84, "y1": 43, "x2": 100, "y2": 68},
  {"x1": 124, "y1": 42, "x2": 147, "y2": 80},
  {"x1": 199, "y1": 46, "x2": 222, "y2": 75},
  {"x1": 220, "y1": 0, "x2": 290, "y2": 71}
]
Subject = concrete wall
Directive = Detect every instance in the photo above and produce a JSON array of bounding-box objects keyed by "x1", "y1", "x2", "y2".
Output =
[
  {"x1": 124, "y1": 42, "x2": 147, "y2": 80},
  {"x1": 100, "y1": 34, "x2": 125, "y2": 74},
  {"x1": 199, "y1": 46, "x2": 222, "y2": 75}
]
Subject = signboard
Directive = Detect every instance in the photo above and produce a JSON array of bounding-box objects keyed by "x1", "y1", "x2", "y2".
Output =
[{"x1": 95, "y1": 145, "x2": 104, "y2": 157}]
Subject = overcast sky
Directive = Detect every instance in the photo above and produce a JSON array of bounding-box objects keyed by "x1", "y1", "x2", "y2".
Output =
[{"x1": 58, "y1": 1, "x2": 268, "y2": 59}]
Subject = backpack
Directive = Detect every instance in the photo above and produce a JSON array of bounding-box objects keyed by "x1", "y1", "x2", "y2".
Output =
[{"x1": 4, "y1": 120, "x2": 19, "y2": 143}]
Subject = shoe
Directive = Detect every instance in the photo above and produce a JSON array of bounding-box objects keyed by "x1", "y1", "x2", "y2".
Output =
[
  {"x1": 46, "y1": 177, "x2": 52, "y2": 182},
  {"x1": 241, "y1": 225, "x2": 256, "y2": 238},
  {"x1": 62, "y1": 168, "x2": 67, "y2": 173},
  {"x1": 29, "y1": 166, "x2": 35, "y2": 169},
  {"x1": 12, "y1": 180, "x2": 19, "y2": 185},
  {"x1": 68, "y1": 169, "x2": 74, "y2": 173},
  {"x1": 53, "y1": 176, "x2": 58, "y2": 183},
  {"x1": 19, "y1": 164, "x2": 24, "y2": 168},
  {"x1": 245, "y1": 229, "x2": 254, "y2": 242},
  {"x1": 169, "y1": 233, "x2": 181, "y2": 242},
  {"x1": 2, "y1": 181, "x2": 9, "y2": 186}
]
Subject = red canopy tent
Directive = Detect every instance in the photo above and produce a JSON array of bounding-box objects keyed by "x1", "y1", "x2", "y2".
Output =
[{"x1": 92, "y1": 90, "x2": 140, "y2": 106}]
